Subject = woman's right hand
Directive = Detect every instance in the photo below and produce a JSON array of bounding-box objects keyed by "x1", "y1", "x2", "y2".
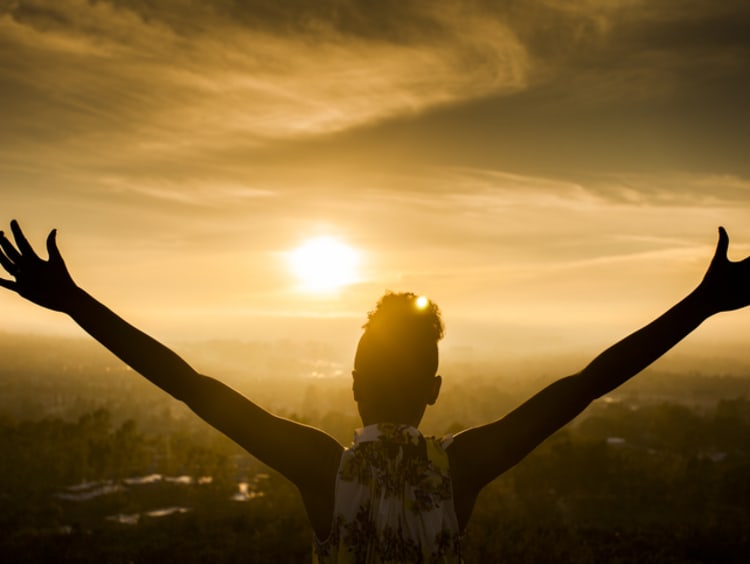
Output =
[{"x1": 0, "y1": 220, "x2": 78, "y2": 312}]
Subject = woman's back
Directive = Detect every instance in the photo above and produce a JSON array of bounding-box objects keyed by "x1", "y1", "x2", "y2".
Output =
[{"x1": 314, "y1": 423, "x2": 461, "y2": 563}]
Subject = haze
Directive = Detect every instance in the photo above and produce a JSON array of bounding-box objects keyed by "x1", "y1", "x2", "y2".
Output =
[{"x1": 2, "y1": 1, "x2": 750, "y2": 360}]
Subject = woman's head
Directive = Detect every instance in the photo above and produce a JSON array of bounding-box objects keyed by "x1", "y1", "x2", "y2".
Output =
[{"x1": 353, "y1": 291, "x2": 444, "y2": 426}]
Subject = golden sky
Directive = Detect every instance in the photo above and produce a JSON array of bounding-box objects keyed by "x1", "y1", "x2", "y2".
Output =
[{"x1": 2, "y1": 0, "x2": 750, "y2": 357}]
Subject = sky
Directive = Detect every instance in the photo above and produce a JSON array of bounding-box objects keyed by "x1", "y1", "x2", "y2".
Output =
[{"x1": 2, "y1": 0, "x2": 750, "y2": 360}]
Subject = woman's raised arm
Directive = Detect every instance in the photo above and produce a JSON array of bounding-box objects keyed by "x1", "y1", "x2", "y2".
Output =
[
  {"x1": 449, "y1": 227, "x2": 750, "y2": 512},
  {"x1": 0, "y1": 220, "x2": 343, "y2": 506}
]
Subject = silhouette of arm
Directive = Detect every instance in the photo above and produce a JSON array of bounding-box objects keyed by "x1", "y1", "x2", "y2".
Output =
[
  {"x1": 0, "y1": 221, "x2": 343, "y2": 494},
  {"x1": 449, "y1": 227, "x2": 750, "y2": 495}
]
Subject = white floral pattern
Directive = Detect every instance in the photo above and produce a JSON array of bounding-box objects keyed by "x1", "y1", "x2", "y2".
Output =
[{"x1": 313, "y1": 424, "x2": 462, "y2": 563}]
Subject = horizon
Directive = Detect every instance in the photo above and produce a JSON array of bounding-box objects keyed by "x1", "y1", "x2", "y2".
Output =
[
  {"x1": 2, "y1": 1, "x2": 750, "y2": 358},
  {"x1": 4, "y1": 326, "x2": 750, "y2": 382}
]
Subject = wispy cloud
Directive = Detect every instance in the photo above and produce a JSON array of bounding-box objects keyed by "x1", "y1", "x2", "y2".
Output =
[
  {"x1": 0, "y1": 0, "x2": 529, "y2": 172},
  {"x1": 2, "y1": 1, "x2": 750, "y2": 344},
  {"x1": 3, "y1": 0, "x2": 749, "y2": 181}
]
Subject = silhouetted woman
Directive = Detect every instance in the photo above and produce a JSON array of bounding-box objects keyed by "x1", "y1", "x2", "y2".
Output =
[{"x1": 2, "y1": 219, "x2": 749, "y2": 562}]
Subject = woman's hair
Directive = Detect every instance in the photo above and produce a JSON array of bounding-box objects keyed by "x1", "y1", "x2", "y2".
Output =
[
  {"x1": 362, "y1": 291, "x2": 444, "y2": 342},
  {"x1": 355, "y1": 291, "x2": 444, "y2": 381}
]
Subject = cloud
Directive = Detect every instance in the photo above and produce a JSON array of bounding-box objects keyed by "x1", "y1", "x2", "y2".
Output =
[
  {"x1": 523, "y1": 0, "x2": 750, "y2": 104},
  {"x1": 0, "y1": 0, "x2": 530, "y2": 175},
  {"x1": 336, "y1": 167, "x2": 750, "y2": 289},
  {"x1": 2, "y1": 0, "x2": 750, "y2": 224}
]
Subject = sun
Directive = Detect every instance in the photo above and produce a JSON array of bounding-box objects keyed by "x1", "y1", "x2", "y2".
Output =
[{"x1": 287, "y1": 236, "x2": 360, "y2": 292}]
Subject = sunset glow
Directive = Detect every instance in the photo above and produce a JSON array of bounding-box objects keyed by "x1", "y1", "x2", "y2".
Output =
[
  {"x1": 3, "y1": 5, "x2": 750, "y2": 560},
  {"x1": 1, "y1": 1, "x2": 749, "y2": 352},
  {"x1": 287, "y1": 236, "x2": 360, "y2": 292}
]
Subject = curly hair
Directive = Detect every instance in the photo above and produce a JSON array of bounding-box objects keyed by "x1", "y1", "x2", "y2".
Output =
[
  {"x1": 354, "y1": 291, "x2": 444, "y2": 390},
  {"x1": 362, "y1": 291, "x2": 444, "y2": 342}
]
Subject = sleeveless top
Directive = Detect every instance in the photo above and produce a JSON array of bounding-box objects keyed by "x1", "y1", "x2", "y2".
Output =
[{"x1": 313, "y1": 423, "x2": 462, "y2": 563}]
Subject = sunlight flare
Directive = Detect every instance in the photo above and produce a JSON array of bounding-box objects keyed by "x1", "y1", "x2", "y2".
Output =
[{"x1": 287, "y1": 236, "x2": 360, "y2": 292}]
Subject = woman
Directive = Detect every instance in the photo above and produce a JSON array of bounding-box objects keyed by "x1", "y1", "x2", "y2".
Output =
[{"x1": 1, "y1": 219, "x2": 748, "y2": 562}]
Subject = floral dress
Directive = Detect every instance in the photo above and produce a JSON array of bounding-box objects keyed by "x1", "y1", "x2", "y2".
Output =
[{"x1": 313, "y1": 423, "x2": 462, "y2": 563}]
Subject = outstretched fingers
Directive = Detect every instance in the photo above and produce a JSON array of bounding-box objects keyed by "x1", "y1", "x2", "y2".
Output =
[
  {"x1": 0, "y1": 230, "x2": 21, "y2": 264},
  {"x1": 0, "y1": 277, "x2": 17, "y2": 291},
  {"x1": 46, "y1": 229, "x2": 62, "y2": 264},
  {"x1": 10, "y1": 219, "x2": 39, "y2": 260},
  {"x1": 0, "y1": 233, "x2": 17, "y2": 274},
  {"x1": 712, "y1": 226, "x2": 730, "y2": 266}
]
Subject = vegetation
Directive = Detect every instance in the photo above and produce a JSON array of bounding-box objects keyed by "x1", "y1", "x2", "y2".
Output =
[{"x1": 1, "y1": 335, "x2": 749, "y2": 562}]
